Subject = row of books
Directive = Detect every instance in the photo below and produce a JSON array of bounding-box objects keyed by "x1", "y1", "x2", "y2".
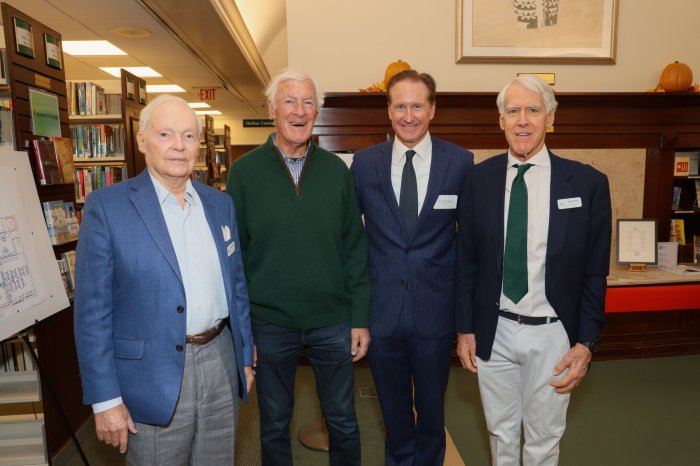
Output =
[
  {"x1": 75, "y1": 165, "x2": 128, "y2": 201},
  {"x1": 671, "y1": 180, "x2": 700, "y2": 210},
  {"x1": 71, "y1": 123, "x2": 125, "y2": 158},
  {"x1": 42, "y1": 200, "x2": 80, "y2": 245},
  {"x1": 0, "y1": 333, "x2": 36, "y2": 373},
  {"x1": 58, "y1": 250, "x2": 77, "y2": 300},
  {"x1": 66, "y1": 81, "x2": 121, "y2": 116},
  {"x1": 32, "y1": 137, "x2": 75, "y2": 185}
]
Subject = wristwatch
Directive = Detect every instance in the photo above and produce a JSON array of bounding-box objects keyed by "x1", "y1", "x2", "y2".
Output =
[{"x1": 579, "y1": 338, "x2": 600, "y2": 353}]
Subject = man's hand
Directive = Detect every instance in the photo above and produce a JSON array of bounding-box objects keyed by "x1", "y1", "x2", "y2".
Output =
[
  {"x1": 95, "y1": 403, "x2": 137, "y2": 453},
  {"x1": 551, "y1": 343, "x2": 592, "y2": 394},
  {"x1": 457, "y1": 333, "x2": 478, "y2": 373},
  {"x1": 350, "y1": 327, "x2": 370, "y2": 362},
  {"x1": 244, "y1": 366, "x2": 255, "y2": 394}
]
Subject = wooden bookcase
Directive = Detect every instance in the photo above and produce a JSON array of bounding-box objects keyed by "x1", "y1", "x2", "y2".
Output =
[
  {"x1": 1, "y1": 2, "x2": 89, "y2": 462},
  {"x1": 315, "y1": 91, "x2": 700, "y2": 360}
]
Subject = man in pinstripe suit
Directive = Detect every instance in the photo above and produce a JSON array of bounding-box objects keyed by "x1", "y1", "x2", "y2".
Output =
[{"x1": 350, "y1": 70, "x2": 473, "y2": 466}]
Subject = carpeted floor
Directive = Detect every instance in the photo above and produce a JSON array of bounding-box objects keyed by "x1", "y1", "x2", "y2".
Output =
[{"x1": 56, "y1": 354, "x2": 700, "y2": 465}]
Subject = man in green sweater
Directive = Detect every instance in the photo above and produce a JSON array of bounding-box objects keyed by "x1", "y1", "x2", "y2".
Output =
[{"x1": 226, "y1": 68, "x2": 370, "y2": 466}]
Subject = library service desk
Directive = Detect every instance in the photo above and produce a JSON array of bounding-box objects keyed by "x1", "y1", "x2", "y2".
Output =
[{"x1": 599, "y1": 265, "x2": 700, "y2": 360}]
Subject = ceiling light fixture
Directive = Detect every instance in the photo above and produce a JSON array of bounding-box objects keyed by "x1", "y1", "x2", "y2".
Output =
[
  {"x1": 188, "y1": 102, "x2": 211, "y2": 109},
  {"x1": 195, "y1": 110, "x2": 222, "y2": 115},
  {"x1": 147, "y1": 84, "x2": 186, "y2": 93},
  {"x1": 100, "y1": 67, "x2": 162, "y2": 78},
  {"x1": 110, "y1": 26, "x2": 152, "y2": 39},
  {"x1": 63, "y1": 40, "x2": 126, "y2": 56}
]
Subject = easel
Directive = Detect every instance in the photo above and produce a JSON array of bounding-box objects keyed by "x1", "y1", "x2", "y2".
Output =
[{"x1": 627, "y1": 263, "x2": 647, "y2": 272}]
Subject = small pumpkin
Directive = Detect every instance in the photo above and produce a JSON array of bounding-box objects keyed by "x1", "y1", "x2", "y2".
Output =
[
  {"x1": 383, "y1": 60, "x2": 412, "y2": 88},
  {"x1": 659, "y1": 61, "x2": 693, "y2": 92}
]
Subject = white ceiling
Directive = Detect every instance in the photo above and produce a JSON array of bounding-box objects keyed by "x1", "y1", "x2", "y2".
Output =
[{"x1": 1, "y1": 0, "x2": 288, "y2": 130}]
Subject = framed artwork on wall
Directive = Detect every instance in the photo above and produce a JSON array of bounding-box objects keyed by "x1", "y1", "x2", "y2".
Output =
[
  {"x1": 44, "y1": 33, "x2": 62, "y2": 69},
  {"x1": 617, "y1": 219, "x2": 657, "y2": 265},
  {"x1": 456, "y1": 0, "x2": 618, "y2": 63},
  {"x1": 13, "y1": 17, "x2": 36, "y2": 58}
]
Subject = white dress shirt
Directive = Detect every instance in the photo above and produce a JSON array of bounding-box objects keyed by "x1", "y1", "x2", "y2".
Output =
[
  {"x1": 499, "y1": 146, "x2": 557, "y2": 318},
  {"x1": 391, "y1": 133, "x2": 432, "y2": 214}
]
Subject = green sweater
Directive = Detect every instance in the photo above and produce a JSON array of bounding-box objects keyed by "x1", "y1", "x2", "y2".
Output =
[{"x1": 226, "y1": 135, "x2": 370, "y2": 329}]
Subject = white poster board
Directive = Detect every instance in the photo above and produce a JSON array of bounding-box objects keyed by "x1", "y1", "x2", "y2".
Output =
[{"x1": 0, "y1": 151, "x2": 69, "y2": 341}]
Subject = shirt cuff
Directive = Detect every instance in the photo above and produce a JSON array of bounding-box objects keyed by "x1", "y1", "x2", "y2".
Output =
[{"x1": 92, "y1": 397, "x2": 123, "y2": 414}]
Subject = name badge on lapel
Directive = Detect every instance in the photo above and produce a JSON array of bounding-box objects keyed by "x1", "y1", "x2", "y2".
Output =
[
  {"x1": 222, "y1": 225, "x2": 231, "y2": 242},
  {"x1": 557, "y1": 197, "x2": 582, "y2": 209},
  {"x1": 227, "y1": 241, "x2": 236, "y2": 257},
  {"x1": 434, "y1": 194, "x2": 458, "y2": 210}
]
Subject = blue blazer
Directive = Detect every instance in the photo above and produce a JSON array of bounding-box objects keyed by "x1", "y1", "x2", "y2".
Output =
[
  {"x1": 351, "y1": 137, "x2": 473, "y2": 338},
  {"x1": 74, "y1": 170, "x2": 253, "y2": 425},
  {"x1": 455, "y1": 152, "x2": 612, "y2": 360}
]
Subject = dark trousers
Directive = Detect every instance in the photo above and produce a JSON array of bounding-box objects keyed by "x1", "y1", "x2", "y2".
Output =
[
  {"x1": 252, "y1": 317, "x2": 360, "y2": 466},
  {"x1": 369, "y1": 306, "x2": 452, "y2": 466}
]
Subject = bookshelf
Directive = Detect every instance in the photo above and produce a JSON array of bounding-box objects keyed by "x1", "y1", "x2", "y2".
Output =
[
  {"x1": 67, "y1": 70, "x2": 146, "y2": 203},
  {"x1": 671, "y1": 151, "x2": 700, "y2": 262},
  {"x1": 0, "y1": 2, "x2": 89, "y2": 461}
]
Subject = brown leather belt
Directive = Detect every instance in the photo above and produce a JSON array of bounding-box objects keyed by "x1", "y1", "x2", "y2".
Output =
[{"x1": 186, "y1": 320, "x2": 226, "y2": 345}]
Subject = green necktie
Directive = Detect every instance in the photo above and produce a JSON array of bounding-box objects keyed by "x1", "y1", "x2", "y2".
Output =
[{"x1": 503, "y1": 163, "x2": 533, "y2": 304}]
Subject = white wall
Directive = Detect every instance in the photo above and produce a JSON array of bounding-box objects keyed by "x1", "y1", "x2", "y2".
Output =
[{"x1": 287, "y1": 0, "x2": 700, "y2": 92}]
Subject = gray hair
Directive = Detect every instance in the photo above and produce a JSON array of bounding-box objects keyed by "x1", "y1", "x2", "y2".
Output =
[
  {"x1": 139, "y1": 94, "x2": 202, "y2": 135},
  {"x1": 496, "y1": 75, "x2": 558, "y2": 114},
  {"x1": 265, "y1": 68, "x2": 324, "y2": 110}
]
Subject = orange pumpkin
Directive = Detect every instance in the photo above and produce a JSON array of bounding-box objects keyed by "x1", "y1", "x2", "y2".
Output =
[
  {"x1": 383, "y1": 60, "x2": 412, "y2": 88},
  {"x1": 660, "y1": 61, "x2": 693, "y2": 92}
]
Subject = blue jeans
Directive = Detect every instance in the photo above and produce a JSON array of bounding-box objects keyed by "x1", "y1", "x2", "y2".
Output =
[{"x1": 252, "y1": 317, "x2": 360, "y2": 466}]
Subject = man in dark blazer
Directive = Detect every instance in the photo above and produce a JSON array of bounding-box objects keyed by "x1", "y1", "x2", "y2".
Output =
[
  {"x1": 74, "y1": 95, "x2": 254, "y2": 464},
  {"x1": 351, "y1": 70, "x2": 473, "y2": 466},
  {"x1": 455, "y1": 75, "x2": 611, "y2": 465}
]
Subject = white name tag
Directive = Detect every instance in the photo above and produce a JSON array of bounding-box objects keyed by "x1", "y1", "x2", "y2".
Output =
[
  {"x1": 557, "y1": 197, "x2": 582, "y2": 209},
  {"x1": 434, "y1": 194, "x2": 458, "y2": 209},
  {"x1": 222, "y1": 225, "x2": 231, "y2": 242},
  {"x1": 227, "y1": 241, "x2": 236, "y2": 257}
]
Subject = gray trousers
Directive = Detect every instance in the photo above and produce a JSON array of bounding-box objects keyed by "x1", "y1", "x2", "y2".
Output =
[{"x1": 127, "y1": 329, "x2": 239, "y2": 466}]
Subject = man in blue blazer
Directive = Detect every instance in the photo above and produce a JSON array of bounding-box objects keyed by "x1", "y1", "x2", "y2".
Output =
[
  {"x1": 455, "y1": 76, "x2": 611, "y2": 465},
  {"x1": 74, "y1": 95, "x2": 254, "y2": 464},
  {"x1": 351, "y1": 70, "x2": 473, "y2": 466}
]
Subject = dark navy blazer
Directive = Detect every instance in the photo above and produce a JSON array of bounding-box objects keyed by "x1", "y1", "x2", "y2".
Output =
[
  {"x1": 455, "y1": 152, "x2": 612, "y2": 360},
  {"x1": 351, "y1": 137, "x2": 473, "y2": 339}
]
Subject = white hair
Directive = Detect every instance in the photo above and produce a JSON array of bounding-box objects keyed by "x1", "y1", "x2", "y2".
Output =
[
  {"x1": 496, "y1": 75, "x2": 558, "y2": 114},
  {"x1": 139, "y1": 94, "x2": 202, "y2": 135},
  {"x1": 265, "y1": 68, "x2": 324, "y2": 110}
]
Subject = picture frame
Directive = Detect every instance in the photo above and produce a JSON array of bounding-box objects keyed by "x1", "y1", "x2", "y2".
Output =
[
  {"x1": 29, "y1": 88, "x2": 61, "y2": 137},
  {"x1": 138, "y1": 81, "x2": 147, "y2": 105},
  {"x1": 125, "y1": 75, "x2": 136, "y2": 100},
  {"x1": 617, "y1": 219, "x2": 658, "y2": 265},
  {"x1": 13, "y1": 17, "x2": 36, "y2": 59},
  {"x1": 44, "y1": 33, "x2": 62, "y2": 69},
  {"x1": 456, "y1": 0, "x2": 618, "y2": 64}
]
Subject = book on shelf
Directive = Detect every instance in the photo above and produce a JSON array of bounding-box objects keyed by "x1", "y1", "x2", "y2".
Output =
[
  {"x1": 60, "y1": 250, "x2": 77, "y2": 291},
  {"x1": 670, "y1": 219, "x2": 686, "y2": 244},
  {"x1": 672, "y1": 186, "x2": 682, "y2": 210},
  {"x1": 674, "y1": 155, "x2": 690, "y2": 176},
  {"x1": 684, "y1": 152, "x2": 700, "y2": 176},
  {"x1": 71, "y1": 123, "x2": 125, "y2": 158},
  {"x1": 42, "y1": 200, "x2": 70, "y2": 245},
  {"x1": 32, "y1": 139, "x2": 64, "y2": 185},
  {"x1": 695, "y1": 180, "x2": 700, "y2": 208},
  {"x1": 57, "y1": 257, "x2": 73, "y2": 299},
  {"x1": 75, "y1": 165, "x2": 128, "y2": 200},
  {"x1": 694, "y1": 236, "x2": 700, "y2": 264},
  {"x1": 63, "y1": 202, "x2": 80, "y2": 240},
  {"x1": 67, "y1": 81, "x2": 109, "y2": 116},
  {"x1": 50, "y1": 136, "x2": 76, "y2": 183}
]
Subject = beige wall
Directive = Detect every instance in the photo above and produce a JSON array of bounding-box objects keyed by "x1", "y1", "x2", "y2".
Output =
[{"x1": 287, "y1": 0, "x2": 700, "y2": 93}]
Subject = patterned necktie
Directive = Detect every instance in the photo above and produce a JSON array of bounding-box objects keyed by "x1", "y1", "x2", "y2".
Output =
[
  {"x1": 503, "y1": 163, "x2": 533, "y2": 304},
  {"x1": 399, "y1": 150, "x2": 418, "y2": 235}
]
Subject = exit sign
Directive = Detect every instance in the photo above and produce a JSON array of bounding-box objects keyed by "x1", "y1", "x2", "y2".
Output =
[{"x1": 196, "y1": 88, "x2": 217, "y2": 101}]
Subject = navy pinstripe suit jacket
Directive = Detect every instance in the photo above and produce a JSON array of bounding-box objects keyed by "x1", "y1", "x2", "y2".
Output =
[{"x1": 351, "y1": 137, "x2": 473, "y2": 338}]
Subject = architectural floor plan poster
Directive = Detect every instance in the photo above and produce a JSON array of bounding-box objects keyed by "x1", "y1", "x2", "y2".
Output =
[{"x1": 0, "y1": 151, "x2": 68, "y2": 341}]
